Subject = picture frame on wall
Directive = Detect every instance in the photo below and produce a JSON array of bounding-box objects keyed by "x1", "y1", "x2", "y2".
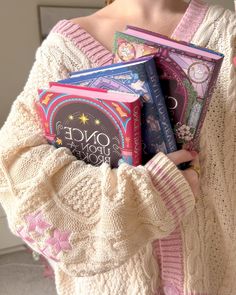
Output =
[{"x1": 37, "y1": 5, "x2": 101, "y2": 42}]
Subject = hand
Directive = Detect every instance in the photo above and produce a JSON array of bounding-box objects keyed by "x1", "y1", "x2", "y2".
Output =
[{"x1": 166, "y1": 149, "x2": 200, "y2": 198}]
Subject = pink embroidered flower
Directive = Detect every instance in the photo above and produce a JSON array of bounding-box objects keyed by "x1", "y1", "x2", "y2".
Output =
[
  {"x1": 39, "y1": 246, "x2": 60, "y2": 262},
  {"x1": 46, "y1": 229, "x2": 72, "y2": 256},
  {"x1": 17, "y1": 226, "x2": 35, "y2": 243},
  {"x1": 25, "y1": 211, "x2": 51, "y2": 235}
]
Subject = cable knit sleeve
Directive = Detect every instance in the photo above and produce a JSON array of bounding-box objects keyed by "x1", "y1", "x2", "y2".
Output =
[{"x1": 0, "y1": 33, "x2": 195, "y2": 277}]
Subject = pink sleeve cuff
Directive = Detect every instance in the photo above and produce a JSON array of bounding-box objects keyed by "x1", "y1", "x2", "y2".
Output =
[{"x1": 145, "y1": 152, "x2": 195, "y2": 224}]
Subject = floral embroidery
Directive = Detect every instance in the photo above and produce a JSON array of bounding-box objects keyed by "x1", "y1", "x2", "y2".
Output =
[
  {"x1": 17, "y1": 226, "x2": 35, "y2": 243},
  {"x1": 39, "y1": 246, "x2": 60, "y2": 262},
  {"x1": 25, "y1": 211, "x2": 51, "y2": 235},
  {"x1": 46, "y1": 229, "x2": 72, "y2": 256},
  {"x1": 19, "y1": 211, "x2": 73, "y2": 261}
]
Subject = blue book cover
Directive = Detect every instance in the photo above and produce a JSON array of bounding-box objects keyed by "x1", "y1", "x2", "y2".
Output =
[{"x1": 59, "y1": 56, "x2": 177, "y2": 163}]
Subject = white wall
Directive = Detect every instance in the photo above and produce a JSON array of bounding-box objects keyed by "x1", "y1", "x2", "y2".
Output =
[
  {"x1": 0, "y1": 0, "x2": 234, "y2": 126},
  {"x1": 206, "y1": 0, "x2": 234, "y2": 9},
  {"x1": 0, "y1": 0, "x2": 104, "y2": 127}
]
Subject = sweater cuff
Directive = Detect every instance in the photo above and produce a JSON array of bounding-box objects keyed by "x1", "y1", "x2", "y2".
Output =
[{"x1": 145, "y1": 152, "x2": 195, "y2": 224}]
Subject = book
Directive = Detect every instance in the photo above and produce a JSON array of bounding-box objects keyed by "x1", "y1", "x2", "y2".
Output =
[
  {"x1": 113, "y1": 26, "x2": 224, "y2": 150},
  {"x1": 36, "y1": 83, "x2": 142, "y2": 168},
  {"x1": 60, "y1": 55, "x2": 177, "y2": 163}
]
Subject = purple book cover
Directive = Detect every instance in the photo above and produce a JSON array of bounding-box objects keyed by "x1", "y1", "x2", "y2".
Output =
[{"x1": 113, "y1": 27, "x2": 224, "y2": 150}]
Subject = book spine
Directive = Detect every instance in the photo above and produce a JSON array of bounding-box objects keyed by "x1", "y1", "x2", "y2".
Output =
[
  {"x1": 192, "y1": 58, "x2": 223, "y2": 150},
  {"x1": 145, "y1": 60, "x2": 177, "y2": 153},
  {"x1": 130, "y1": 100, "x2": 142, "y2": 166},
  {"x1": 35, "y1": 98, "x2": 48, "y2": 135},
  {"x1": 36, "y1": 93, "x2": 56, "y2": 144}
]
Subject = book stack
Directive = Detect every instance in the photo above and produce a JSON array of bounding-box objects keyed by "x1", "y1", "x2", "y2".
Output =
[
  {"x1": 36, "y1": 26, "x2": 224, "y2": 168},
  {"x1": 113, "y1": 26, "x2": 224, "y2": 150},
  {"x1": 59, "y1": 55, "x2": 177, "y2": 162}
]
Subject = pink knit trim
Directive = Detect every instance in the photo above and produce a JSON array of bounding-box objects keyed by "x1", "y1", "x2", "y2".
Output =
[
  {"x1": 172, "y1": 0, "x2": 209, "y2": 42},
  {"x1": 155, "y1": 2, "x2": 209, "y2": 293},
  {"x1": 146, "y1": 158, "x2": 194, "y2": 224},
  {"x1": 51, "y1": 20, "x2": 113, "y2": 67},
  {"x1": 153, "y1": 227, "x2": 184, "y2": 295}
]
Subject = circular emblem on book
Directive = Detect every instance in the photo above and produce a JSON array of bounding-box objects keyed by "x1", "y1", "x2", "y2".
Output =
[
  {"x1": 188, "y1": 62, "x2": 210, "y2": 84},
  {"x1": 117, "y1": 42, "x2": 136, "y2": 62}
]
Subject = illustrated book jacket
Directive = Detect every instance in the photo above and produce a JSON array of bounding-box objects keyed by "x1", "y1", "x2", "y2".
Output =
[
  {"x1": 36, "y1": 83, "x2": 142, "y2": 168},
  {"x1": 60, "y1": 55, "x2": 177, "y2": 163},
  {"x1": 113, "y1": 26, "x2": 224, "y2": 150}
]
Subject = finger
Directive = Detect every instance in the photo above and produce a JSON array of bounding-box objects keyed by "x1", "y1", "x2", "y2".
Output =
[
  {"x1": 188, "y1": 157, "x2": 201, "y2": 179},
  {"x1": 190, "y1": 156, "x2": 200, "y2": 167},
  {"x1": 182, "y1": 168, "x2": 200, "y2": 196},
  {"x1": 167, "y1": 149, "x2": 198, "y2": 166}
]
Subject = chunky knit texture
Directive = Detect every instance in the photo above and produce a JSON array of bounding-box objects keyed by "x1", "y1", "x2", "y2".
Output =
[{"x1": 0, "y1": 0, "x2": 235, "y2": 294}]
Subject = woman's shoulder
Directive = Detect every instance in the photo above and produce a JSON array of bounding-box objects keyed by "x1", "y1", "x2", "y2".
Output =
[
  {"x1": 69, "y1": 15, "x2": 97, "y2": 36},
  {"x1": 69, "y1": 10, "x2": 120, "y2": 52},
  {"x1": 48, "y1": 12, "x2": 110, "y2": 50},
  {"x1": 70, "y1": 5, "x2": 115, "y2": 30},
  {"x1": 205, "y1": 3, "x2": 236, "y2": 30},
  {"x1": 209, "y1": 4, "x2": 236, "y2": 42},
  {"x1": 193, "y1": 3, "x2": 235, "y2": 48},
  {"x1": 46, "y1": 12, "x2": 114, "y2": 67}
]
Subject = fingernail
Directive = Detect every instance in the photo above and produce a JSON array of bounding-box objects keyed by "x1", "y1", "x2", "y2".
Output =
[{"x1": 190, "y1": 151, "x2": 198, "y2": 157}]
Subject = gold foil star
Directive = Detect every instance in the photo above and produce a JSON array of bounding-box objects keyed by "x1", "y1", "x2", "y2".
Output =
[
  {"x1": 56, "y1": 138, "x2": 62, "y2": 145},
  {"x1": 68, "y1": 115, "x2": 74, "y2": 120},
  {"x1": 79, "y1": 113, "x2": 89, "y2": 124},
  {"x1": 95, "y1": 119, "x2": 101, "y2": 125}
]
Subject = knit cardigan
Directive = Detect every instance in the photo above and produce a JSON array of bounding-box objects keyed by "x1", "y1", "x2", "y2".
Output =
[{"x1": 0, "y1": 1, "x2": 235, "y2": 294}]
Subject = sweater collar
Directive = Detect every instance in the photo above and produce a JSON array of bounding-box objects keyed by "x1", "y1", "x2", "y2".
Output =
[
  {"x1": 172, "y1": 0, "x2": 209, "y2": 42},
  {"x1": 52, "y1": 0, "x2": 209, "y2": 66}
]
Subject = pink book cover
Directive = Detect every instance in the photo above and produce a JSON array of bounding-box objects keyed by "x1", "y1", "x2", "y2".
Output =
[
  {"x1": 36, "y1": 83, "x2": 142, "y2": 168},
  {"x1": 113, "y1": 26, "x2": 224, "y2": 150}
]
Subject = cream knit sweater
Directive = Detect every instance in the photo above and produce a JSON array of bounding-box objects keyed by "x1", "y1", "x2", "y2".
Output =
[{"x1": 0, "y1": 1, "x2": 235, "y2": 295}]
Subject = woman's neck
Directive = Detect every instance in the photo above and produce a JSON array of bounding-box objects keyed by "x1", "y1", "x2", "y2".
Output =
[
  {"x1": 72, "y1": 0, "x2": 190, "y2": 52},
  {"x1": 105, "y1": 0, "x2": 188, "y2": 24}
]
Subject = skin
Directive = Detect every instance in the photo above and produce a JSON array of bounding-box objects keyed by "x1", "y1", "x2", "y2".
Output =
[
  {"x1": 71, "y1": 0, "x2": 189, "y2": 51},
  {"x1": 71, "y1": 0, "x2": 200, "y2": 197}
]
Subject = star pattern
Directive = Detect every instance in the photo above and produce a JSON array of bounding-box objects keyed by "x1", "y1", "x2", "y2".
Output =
[
  {"x1": 46, "y1": 229, "x2": 72, "y2": 256},
  {"x1": 25, "y1": 211, "x2": 51, "y2": 235},
  {"x1": 94, "y1": 119, "x2": 101, "y2": 125},
  {"x1": 17, "y1": 226, "x2": 35, "y2": 243},
  {"x1": 39, "y1": 246, "x2": 60, "y2": 262},
  {"x1": 56, "y1": 137, "x2": 62, "y2": 145},
  {"x1": 79, "y1": 113, "x2": 89, "y2": 124},
  {"x1": 68, "y1": 114, "x2": 74, "y2": 120}
]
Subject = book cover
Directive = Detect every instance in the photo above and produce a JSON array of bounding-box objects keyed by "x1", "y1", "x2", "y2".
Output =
[
  {"x1": 113, "y1": 27, "x2": 224, "y2": 150},
  {"x1": 60, "y1": 55, "x2": 177, "y2": 163},
  {"x1": 36, "y1": 83, "x2": 142, "y2": 168}
]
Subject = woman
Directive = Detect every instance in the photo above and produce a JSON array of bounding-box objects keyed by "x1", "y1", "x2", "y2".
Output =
[{"x1": 0, "y1": 0, "x2": 235, "y2": 294}]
